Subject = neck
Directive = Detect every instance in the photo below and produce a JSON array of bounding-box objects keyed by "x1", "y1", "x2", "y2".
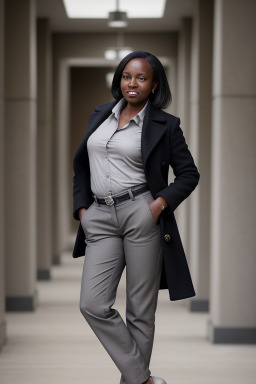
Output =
[{"x1": 124, "y1": 100, "x2": 148, "y2": 117}]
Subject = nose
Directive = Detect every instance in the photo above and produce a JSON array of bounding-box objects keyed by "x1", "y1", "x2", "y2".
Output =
[{"x1": 128, "y1": 78, "x2": 137, "y2": 87}]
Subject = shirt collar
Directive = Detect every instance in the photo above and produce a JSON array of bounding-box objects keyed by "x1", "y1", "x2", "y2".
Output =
[{"x1": 112, "y1": 98, "x2": 148, "y2": 128}]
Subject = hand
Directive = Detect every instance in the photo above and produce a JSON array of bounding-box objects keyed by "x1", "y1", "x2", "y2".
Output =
[
  {"x1": 148, "y1": 197, "x2": 168, "y2": 224},
  {"x1": 78, "y1": 207, "x2": 86, "y2": 221}
]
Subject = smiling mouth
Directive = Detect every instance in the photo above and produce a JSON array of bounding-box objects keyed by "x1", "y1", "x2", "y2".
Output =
[{"x1": 127, "y1": 91, "x2": 139, "y2": 95}]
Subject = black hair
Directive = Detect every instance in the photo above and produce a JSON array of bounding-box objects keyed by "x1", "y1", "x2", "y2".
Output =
[{"x1": 111, "y1": 51, "x2": 172, "y2": 109}]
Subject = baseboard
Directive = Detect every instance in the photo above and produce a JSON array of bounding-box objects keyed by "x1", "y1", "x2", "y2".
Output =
[
  {"x1": 207, "y1": 318, "x2": 256, "y2": 344},
  {"x1": 0, "y1": 320, "x2": 7, "y2": 351},
  {"x1": 6, "y1": 289, "x2": 38, "y2": 312},
  {"x1": 37, "y1": 269, "x2": 51, "y2": 280},
  {"x1": 189, "y1": 298, "x2": 209, "y2": 312},
  {"x1": 52, "y1": 254, "x2": 61, "y2": 265}
]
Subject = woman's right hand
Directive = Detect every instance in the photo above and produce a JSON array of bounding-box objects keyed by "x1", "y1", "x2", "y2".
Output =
[{"x1": 78, "y1": 207, "x2": 86, "y2": 221}]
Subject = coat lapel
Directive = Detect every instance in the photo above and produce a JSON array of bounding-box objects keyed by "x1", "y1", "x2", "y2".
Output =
[{"x1": 141, "y1": 101, "x2": 167, "y2": 168}]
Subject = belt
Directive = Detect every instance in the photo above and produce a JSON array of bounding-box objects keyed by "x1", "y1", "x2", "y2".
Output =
[{"x1": 93, "y1": 185, "x2": 149, "y2": 206}]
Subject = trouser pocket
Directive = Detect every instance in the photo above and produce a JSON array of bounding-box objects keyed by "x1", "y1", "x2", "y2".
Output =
[{"x1": 141, "y1": 191, "x2": 158, "y2": 227}]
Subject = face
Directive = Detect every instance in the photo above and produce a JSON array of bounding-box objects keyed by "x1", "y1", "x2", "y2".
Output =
[{"x1": 120, "y1": 58, "x2": 158, "y2": 108}]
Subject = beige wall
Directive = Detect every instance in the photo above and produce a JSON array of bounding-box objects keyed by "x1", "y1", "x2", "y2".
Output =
[{"x1": 52, "y1": 32, "x2": 177, "y2": 62}]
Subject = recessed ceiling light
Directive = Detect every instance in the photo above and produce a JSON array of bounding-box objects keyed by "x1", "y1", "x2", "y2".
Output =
[
  {"x1": 63, "y1": 0, "x2": 166, "y2": 19},
  {"x1": 118, "y1": 49, "x2": 133, "y2": 59},
  {"x1": 105, "y1": 50, "x2": 117, "y2": 60},
  {"x1": 104, "y1": 47, "x2": 133, "y2": 60}
]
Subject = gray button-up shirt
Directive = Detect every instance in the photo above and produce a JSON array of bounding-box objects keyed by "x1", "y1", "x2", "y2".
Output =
[{"x1": 87, "y1": 98, "x2": 148, "y2": 197}]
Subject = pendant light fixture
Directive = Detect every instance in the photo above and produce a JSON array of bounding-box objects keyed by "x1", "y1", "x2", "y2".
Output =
[
  {"x1": 108, "y1": 0, "x2": 128, "y2": 28},
  {"x1": 104, "y1": 31, "x2": 132, "y2": 61}
]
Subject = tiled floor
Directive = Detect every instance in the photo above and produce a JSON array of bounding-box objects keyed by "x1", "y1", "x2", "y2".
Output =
[{"x1": 0, "y1": 252, "x2": 255, "y2": 384}]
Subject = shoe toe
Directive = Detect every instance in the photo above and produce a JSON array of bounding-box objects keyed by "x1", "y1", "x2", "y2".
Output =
[{"x1": 151, "y1": 376, "x2": 167, "y2": 384}]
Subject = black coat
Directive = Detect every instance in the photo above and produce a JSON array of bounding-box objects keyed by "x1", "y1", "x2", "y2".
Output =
[{"x1": 72, "y1": 100, "x2": 200, "y2": 301}]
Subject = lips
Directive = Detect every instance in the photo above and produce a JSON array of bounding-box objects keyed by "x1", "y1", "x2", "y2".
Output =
[{"x1": 127, "y1": 91, "x2": 139, "y2": 95}]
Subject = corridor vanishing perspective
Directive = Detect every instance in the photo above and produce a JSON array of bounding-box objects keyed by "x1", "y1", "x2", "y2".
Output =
[{"x1": 0, "y1": 253, "x2": 255, "y2": 384}]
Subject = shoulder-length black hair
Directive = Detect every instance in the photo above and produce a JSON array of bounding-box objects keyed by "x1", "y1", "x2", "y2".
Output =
[{"x1": 111, "y1": 51, "x2": 172, "y2": 109}]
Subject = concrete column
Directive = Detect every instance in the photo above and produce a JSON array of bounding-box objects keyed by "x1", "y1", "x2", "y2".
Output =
[
  {"x1": 208, "y1": 0, "x2": 256, "y2": 343},
  {"x1": 176, "y1": 18, "x2": 192, "y2": 257},
  {"x1": 189, "y1": 0, "x2": 213, "y2": 312},
  {"x1": 52, "y1": 59, "x2": 71, "y2": 265},
  {"x1": 36, "y1": 19, "x2": 52, "y2": 280},
  {"x1": 0, "y1": 0, "x2": 7, "y2": 349},
  {"x1": 166, "y1": 33, "x2": 178, "y2": 116},
  {"x1": 4, "y1": 0, "x2": 37, "y2": 311}
]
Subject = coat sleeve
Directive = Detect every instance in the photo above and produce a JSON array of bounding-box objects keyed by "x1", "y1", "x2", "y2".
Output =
[
  {"x1": 73, "y1": 139, "x2": 93, "y2": 221},
  {"x1": 156, "y1": 117, "x2": 200, "y2": 212},
  {"x1": 73, "y1": 174, "x2": 88, "y2": 221}
]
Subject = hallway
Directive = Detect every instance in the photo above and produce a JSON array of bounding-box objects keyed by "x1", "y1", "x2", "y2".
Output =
[{"x1": 0, "y1": 253, "x2": 255, "y2": 384}]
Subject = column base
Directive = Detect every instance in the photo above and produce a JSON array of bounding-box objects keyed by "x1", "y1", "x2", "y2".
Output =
[
  {"x1": 6, "y1": 289, "x2": 38, "y2": 312},
  {"x1": 0, "y1": 320, "x2": 7, "y2": 351},
  {"x1": 207, "y1": 319, "x2": 256, "y2": 344},
  {"x1": 37, "y1": 269, "x2": 51, "y2": 280},
  {"x1": 52, "y1": 254, "x2": 61, "y2": 265},
  {"x1": 189, "y1": 298, "x2": 209, "y2": 312}
]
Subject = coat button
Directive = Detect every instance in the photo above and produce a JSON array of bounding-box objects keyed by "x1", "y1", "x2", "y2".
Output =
[{"x1": 164, "y1": 234, "x2": 171, "y2": 242}]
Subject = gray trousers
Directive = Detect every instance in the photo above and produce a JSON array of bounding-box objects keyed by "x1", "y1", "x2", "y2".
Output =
[{"x1": 80, "y1": 188, "x2": 163, "y2": 384}]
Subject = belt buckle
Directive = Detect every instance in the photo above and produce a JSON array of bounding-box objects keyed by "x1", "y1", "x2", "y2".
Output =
[{"x1": 105, "y1": 195, "x2": 114, "y2": 206}]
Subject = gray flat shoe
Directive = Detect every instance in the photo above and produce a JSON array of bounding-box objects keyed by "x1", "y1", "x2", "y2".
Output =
[{"x1": 152, "y1": 376, "x2": 167, "y2": 384}]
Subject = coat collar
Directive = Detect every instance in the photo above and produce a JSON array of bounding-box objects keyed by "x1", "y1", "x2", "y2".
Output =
[{"x1": 86, "y1": 99, "x2": 167, "y2": 168}]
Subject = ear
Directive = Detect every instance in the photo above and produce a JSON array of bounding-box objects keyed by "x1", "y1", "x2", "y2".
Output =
[{"x1": 152, "y1": 80, "x2": 158, "y2": 92}]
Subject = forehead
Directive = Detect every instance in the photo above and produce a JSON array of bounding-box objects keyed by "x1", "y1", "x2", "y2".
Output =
[{"x1": 123, "y1": 58, "x2": 154, "y2": 74}]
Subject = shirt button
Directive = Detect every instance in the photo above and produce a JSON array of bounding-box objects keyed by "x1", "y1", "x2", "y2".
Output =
[{"x1": 106, "y1": 174, "x2": 109, "y2": 178}]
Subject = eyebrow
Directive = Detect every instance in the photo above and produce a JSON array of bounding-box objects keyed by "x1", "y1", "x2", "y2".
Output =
[{"x1": 122, "y1": 71, "x2": 147, "y2": 75}]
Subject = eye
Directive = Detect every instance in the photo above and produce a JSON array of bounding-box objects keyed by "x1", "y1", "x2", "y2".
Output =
[
  {"x1": 138, "y1": 77, "x2": 146, "y2": 81},
  {"x1": 122, "y1": 74, "x2": 130, "y2": 80}
]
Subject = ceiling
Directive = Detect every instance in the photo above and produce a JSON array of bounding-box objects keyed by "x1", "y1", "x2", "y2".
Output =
[{"x1": 37, "y1": 0, "x2": 195, "y2": 33}]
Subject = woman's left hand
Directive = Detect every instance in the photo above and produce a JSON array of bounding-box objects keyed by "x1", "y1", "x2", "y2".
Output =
[{"x1": 148, "y1": 197, "x2": 168, "y2": 224}]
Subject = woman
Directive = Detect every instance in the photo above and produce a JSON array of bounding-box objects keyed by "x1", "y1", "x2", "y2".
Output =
[{"x1": 72, "y1": 51, "x2": 200, "y2": 384}]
